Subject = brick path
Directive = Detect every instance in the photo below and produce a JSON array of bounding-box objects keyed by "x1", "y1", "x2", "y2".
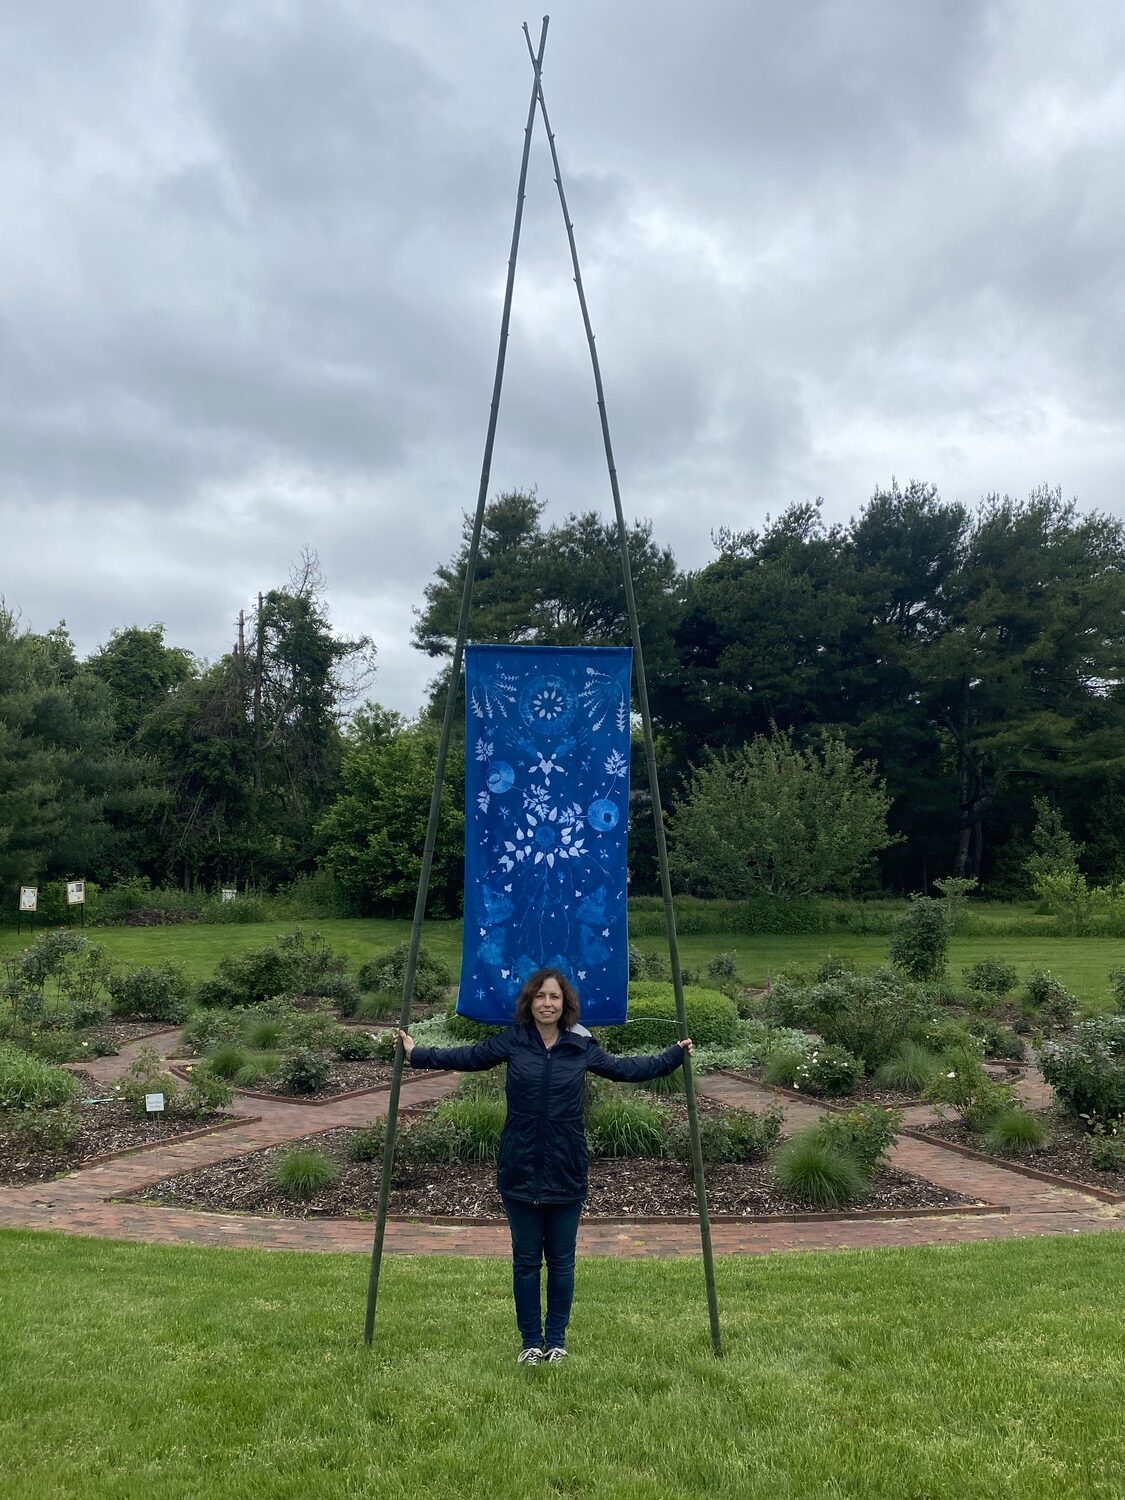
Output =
[{"x1": 1, "y1": 1033, "x2": 1120, "y2": 1258}]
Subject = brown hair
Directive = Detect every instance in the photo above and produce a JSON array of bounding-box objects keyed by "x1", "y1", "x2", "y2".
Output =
[{"x1": 513, "y1": 968, "x2": 581, "y2": 1030}]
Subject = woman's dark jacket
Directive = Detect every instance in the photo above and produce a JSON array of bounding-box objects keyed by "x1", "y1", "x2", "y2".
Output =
[{"x1": 409, "y1": 1024, "x2": 685, "y2": 1204}]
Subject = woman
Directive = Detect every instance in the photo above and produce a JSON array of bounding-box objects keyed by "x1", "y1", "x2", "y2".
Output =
[{"x1": 399, "y1": 966, "x2": 692, "y2": 1366}]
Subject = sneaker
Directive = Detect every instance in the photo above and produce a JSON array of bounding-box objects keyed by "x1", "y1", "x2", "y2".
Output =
[
  {"x1": 517, "y1": 1347, "x2": 543, "y2": 1366},
  {"x1": 543, "y1": 1346, "x2": 568, "y2": 1364}
]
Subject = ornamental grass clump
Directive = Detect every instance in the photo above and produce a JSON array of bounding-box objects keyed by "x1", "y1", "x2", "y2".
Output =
[
  {"x1": 771, "y1": 1130, "x2": 868, "y2": 1209},
  {"x1": 207, "y1": 1042, "x2": 254, "y2": 1081},
  {"x1": 268, "y1": 1146, "x2": 340, "y2": 1200},
  {"x1": 585, "y1": 1090, "x2": 670, "y2": 1158},
  {"x1": 985, "y1": 1109, "x2": 1050, "y2": 1154},
  {"x1": 431, "y1": 1095, "x2": 507, "y2": 1161},
  {"x1": 875, "y1": 1041, "x2": 943, "y2": 1093},
  {"x1": 0, "y1": 1045, "x2": 79, "y2": 1112}
]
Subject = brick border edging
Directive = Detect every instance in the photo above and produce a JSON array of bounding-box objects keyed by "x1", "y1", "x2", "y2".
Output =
[
  {"x1": 167, "y1": 1064, "x2": 433, "y2": 1107},
  {"x1": 58, "y1": 1113, "x2": 263, "y2": 1172},
  {"x1": 711, "y1": 1069, "x2": 1125, "y2": 1207},
  {"x1": 898, "y1": 1125, "x2": 1125, "y2": 1205}
]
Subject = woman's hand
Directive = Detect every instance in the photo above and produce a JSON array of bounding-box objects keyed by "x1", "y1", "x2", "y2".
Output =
[
  {"x1": 397, "y1": 1029, "x2": 415, "y2": 1060},
  {"x1": 678, "y1": 1037, "x2": 694, "y2": 1055}
]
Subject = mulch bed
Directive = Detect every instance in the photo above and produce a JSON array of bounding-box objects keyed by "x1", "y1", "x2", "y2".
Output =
[
  {"x1": 82, "y1": 1020, "x2": 181, "y2": 1053},
  {"x1": 174, "y1": 1058, "x2": 433, "y2": 1102},
  {"x1": 916, "y1": 1113, "x2": 1125, "y2": 1196},
  {"x1": 127, "y1": 1124, "x2": 979, "y2": 1222},
  {"x1": 720, "y1": 1067, "x2": 923, "y2": 1110},
  {"x1": 0, "y1": 1070, "x2": 232, "y2": 1186}
]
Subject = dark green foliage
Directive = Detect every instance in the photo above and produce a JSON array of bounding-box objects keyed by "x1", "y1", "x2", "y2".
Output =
[
  {"x1": 429, "y1": 1095, "x2": 507, "y2": 1161},
  {"x1": 107, "y1": 963, "x2": 189, "y2": 1023},
  {"x1": 771, "y1": 1131, "x2": 868, "y2": 1208},
  {"x1": 347, "y1": 1123, "x2": 386, "y2": 1162},
  {"x1": 971, "y1": 1021, "x2": 1026, "y2": 1061},
  {"x1": 1038, "y1": 1017, "x2": 1125, "y2": 1126},
  {"x1": 1109, "y1": 970, "x2": 1125, "y2": 1014},
  {"x1": 599, "y1": 982, "x2": 737, "y2": 1050},
  {"x1": 924, "y1": 1054, "x2": 1016, "y2": 1132},
  {"x1": 985, "y1": 1110, "x2": 1049, "y2": 1153},
  {"x1": 907, "y1": 1014, "x2": 981, "y2": 1058},
  {"x1": 274, "y1": 1048, "x2": 332, "y2": 1096},
  {"x1": 0, "y1": 1046, "x2": 79, "y2": 1111},
  {"x1": 268, "y1": 1147, "x2": 340, "y2": 1200},
  {"x1": 963, "y1": 959, "x2": 1019, "y2": 998},
  {"x1": 670, "y1": 1105, "x2": 783, "y2": 1165},
  {"x1": 888, "y1": 897, "x2": 949, "y2": 981},
  {"x1": 1, "y1": 931, "x2": 114, "y2": 1033},
  {"x1": 1088, "y1": 1133, "x2": 1125, "y2": 1173},
  {"x1": 706, "y1": 952, "x2": 739, "y2": 980},
  {"x1": 179, "y1": 1067, "x2": 234, "y2": 1113},
  {"x1": 585, "y1": 1090, "x2": 670, "y2": 1158},
  {"x1": 334, "y1": 1030, "x2": 383, "y2": 1061},
  {"x1": 766, "y1": 968, "x2": 920, "y2": 1073},
  {"x1": 1023, "y1": 971, "x2": 1077, "y2": 1029},
  {"x1": 358, "y1": 944, "x2": 453, "y2": 1006},
  {"x1": 814, "y1": 1104, "x2": 903, "y2": 1174},
  {"x1": 6, "y1": 1105, "x2": 80, "y2": 1154},
  {"x1": 181, "y1": 1009, "x2": 241, "y2": 1052},
  {"x1": 192, "y1": 977, "x2": 245, "y2": 1011},
  {"x1": 272, "y1": 929, "x2": 351, "y2": 996},
  {"x1": 114, "y1": 1047, "x2": 180, "y2": 1117},
  {"x1": 786, "y1": 1044, "x2": 865, "y2": 1098},
  {"x1": 443, "y1": 1003, "x2": 505, "y2": 1043}
]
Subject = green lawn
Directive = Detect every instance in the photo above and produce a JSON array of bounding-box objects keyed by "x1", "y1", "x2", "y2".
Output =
[
  {"x1": 1, "y1": 1229, "x2": 1123, "y2": 1498},
  {"x1": 2, "y1": 917, "x2": 1122, "y2": 1013}
]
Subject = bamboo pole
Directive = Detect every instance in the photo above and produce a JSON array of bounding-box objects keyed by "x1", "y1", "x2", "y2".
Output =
[
  {"x1": 363, "y1": 15, "x2": 551, "y2": 1347},
  {"x1": 522, "y1": 20, "x2": 723, "y2": 1356}
]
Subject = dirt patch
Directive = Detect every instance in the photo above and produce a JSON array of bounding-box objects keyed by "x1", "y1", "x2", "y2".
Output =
[
  {"x1": 918, "y1": 1113, "x2": 1125, "y2": 1195},
  {"x1": 0, "y1": 1070, "x2": 232, "y2": 1186},
  {"x1": 127, "y1": 1124, "x2": 979, "y2": 1221}
]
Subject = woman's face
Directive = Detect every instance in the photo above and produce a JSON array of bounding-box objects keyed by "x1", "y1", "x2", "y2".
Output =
[{"x1": 531, "y1": 977, "x2": 564, "y2": 1027}]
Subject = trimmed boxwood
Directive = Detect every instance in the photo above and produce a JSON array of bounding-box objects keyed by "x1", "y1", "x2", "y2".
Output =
[{"x1": 598, "y1": 982, "x2": 738, "y2": 1051}]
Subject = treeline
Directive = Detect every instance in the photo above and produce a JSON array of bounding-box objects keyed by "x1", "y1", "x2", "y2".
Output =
[
  {"x1": 4, "y1": 482, "x2": 1124, "y2": 912},
  {"x1": 414, "y1": 484, "x2": 1125, "y2": 896}
]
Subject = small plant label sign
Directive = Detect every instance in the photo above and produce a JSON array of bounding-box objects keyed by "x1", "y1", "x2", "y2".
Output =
[
  {"x1": 19, "y1": 887, "x2": 37, "y2": 912},
  {"x1": 145, "y1": 1093, "x2": 166, "y2": 1114},
  {"x1": 221, "y1": 888, "x2": 237, "y2": 902},
  {"x1": 66, "y1": 881, "x2": 85, "y2": 905}
]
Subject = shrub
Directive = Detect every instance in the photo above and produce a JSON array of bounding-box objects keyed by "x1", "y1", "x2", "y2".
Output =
[
  {"x1": 762, "y1": 1048, "x2": 812, "y2": 1087},
  {"x1": 443, "y1": 1003, "x2": 505, "y2": 1042},
  {"x1": 312, "y1": 973, "x2": 361, "y2": 1012},
  {"x1": 1, "y1": 931, "x2": 114, "y2": 1031},
  {"x1": 8, "y1": 1105, "x2": 80, "y2": 1154},
  {"x1": 335, "y1": 1030, "x2": 384, "y2": 1062},
  {"x1": 357, "y1": 944, "x2": 452, "y2": 1006},
  {"x1": 283, "y1": 1011, "x2": 348, "y2": 1052},
  {"x1": 706, "y1": 952, "x2": 739, "y2": 980},
  {"x1": 181, "y1": 1009, "x2": 241, "y2": 1053},
  {"x1": 275, "y1": 1049, "x2": 332, "y2": 1095},
  {"x1": 888, "y1": 897, "x2": 949, "y2": 981},
  {"x1": 107, "y1": 964, "x2": 190, "y2": 1023},
  {"x1": 212, "y1": 946, "x2": 300, "y2": 1007},
  {"x1": 963, "y1": 959, "x2": 1019, "y2": 999},
  {"x1": 599, "y1": 983, "x2": 738, "y2": 1051},
  {"x1": 1038, "y1": 1017, "x2": 1125, "y2": 1126},
  {"x1": 971, "y1": 1021, "x2": 1026, "y2": 1061},
  {"x1": 179, "y1": 1067, "x2": 234, "y2": 1114},
  {"x1": 764, "y1": 1044, "x2": 864, "y2": 1098},
  {"x1": 398, "y1": 1116, "x2": 474, "y2": 1165},
  {"x1": 1089, "y1": 1133, "x2": 1125, "y2": 1174},
  {"x1": 273, "y1": 928, "x2": 351, "y2": 993},
  {"x1": 875, "y1": 1042, "x2": 942, "y2": 1092},
  {"x1": 923, "y1": 1053, "x2": 1015, "y2": 1130},
  {"x1": 771, "y1": 1131, "x2": 868, "y2": 1208},
  {"x1": 585, "y1": 1090, "x2": 670, "y2": 1158},
  {"x1": 1023, "y1": 971, "x2": 1077, "y2": 1029},
  {"x1": 907, "y1": 1015, "x2": 981, "y2": 1059},
  {"x1": 0, "y1": 1046, "x2": 79, "y2": 1111},
  {"x1": 985, "y1": 1110, "x2": 1049, "y2": 1154},
  {"x1": 803, "y1": 970, "x2": 921, "y2": 1072},
  {"x1": 348, "y1": 1123, "x2": 387, "y2": 1162},
  {"x1": 114, "y1": 1047, "x2": 180, "y2": 1117},
  {"x1": 192, "y1": 977, "x2": 245, "y2": 1011},
  {"x1": 1109, "y1": 970, "x2": 1125, "y2": 1014},
  {"x1": 815, "y1": 953, "x2": 858, "y2": 982},
  {"x1": 268, "y1": 1147, "x2": 340, "y2": 1200},
  {"x1": 815, "y1": 1103, "x2": 902, "y2": 1174},
  {"x1": 671, "y1": 1105, "x2": 783, "y2": 1166}
]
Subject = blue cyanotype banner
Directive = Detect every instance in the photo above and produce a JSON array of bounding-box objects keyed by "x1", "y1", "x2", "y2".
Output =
[{"x1": 457, "y1": 644, "x2": 633, "y2": 1026}]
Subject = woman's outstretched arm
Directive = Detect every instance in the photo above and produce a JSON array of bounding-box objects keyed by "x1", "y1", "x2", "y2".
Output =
[
  {"x1": 584, "y1": 1037, "x2": 692, "y2": 1083},
  {"x1": 399, "y1": 1029, "x2": 512, "y2": 1072}
]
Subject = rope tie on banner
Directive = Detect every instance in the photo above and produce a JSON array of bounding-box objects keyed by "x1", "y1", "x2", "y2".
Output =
[{"x1": 363, "y1": 15, "x2": 723, "y2": 1359}]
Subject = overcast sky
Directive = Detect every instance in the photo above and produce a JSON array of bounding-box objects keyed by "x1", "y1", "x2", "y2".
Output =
[{"x1": 3, "y1": 0, "x2": 1124, "y2": 715}]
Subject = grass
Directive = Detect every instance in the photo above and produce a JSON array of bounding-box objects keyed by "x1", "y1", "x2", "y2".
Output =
[
  {"x1": 1, "y1": 1229, "x2": 1124, "y2": 1498},
  {"x1": 2, "y1": 917, "x2": 1124, "y2": 1014}
]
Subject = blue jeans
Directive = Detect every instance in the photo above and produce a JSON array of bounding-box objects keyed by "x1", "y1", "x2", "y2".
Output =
[{"x1": 501, "y1": 1196, "x2": 584, "y2": 1349}]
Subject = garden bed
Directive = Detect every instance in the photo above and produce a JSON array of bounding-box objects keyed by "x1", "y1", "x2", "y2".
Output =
[
  {"x1": 127, "y1": 1125, "x2": 983, "y2": 1222},
  {"x1": 171, "y1": 1058, "x2": 433, "y2": 1104},
  {"x1": 80, "y1": 1020, "x2": 182, "y2": 1053},
  {"x1": 0, "y1": 1070, "x2": 237, "y2": 1186},
  {"x1": 719, "y1": 1067, "x2": 923, "y2": 1109},
  {"x1": 913, "y1": 1114, "x2": 1125, "y2": 1200}
]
